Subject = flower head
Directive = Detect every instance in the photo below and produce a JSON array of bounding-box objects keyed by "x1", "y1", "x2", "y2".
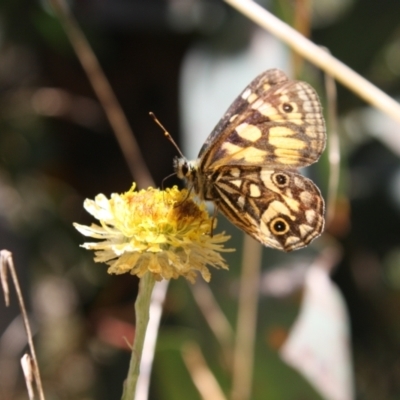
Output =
[{"x1": 74, "y1": 184, "x2": 232, "y2": 283}]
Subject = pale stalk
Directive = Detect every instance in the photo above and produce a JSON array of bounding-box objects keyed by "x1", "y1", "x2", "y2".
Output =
[
  {"x1": 1, "y1": 251, "x2": 45, "y2": 400},
  {"x1": 135, "y1": 279, "x2": 169, "y2": 400},
  {"x1": 231, "y1": 236, "x2": 263, "y2": 400},
  {"x1": 122, "y1": 272, "x2": 156, "y2": 400}
]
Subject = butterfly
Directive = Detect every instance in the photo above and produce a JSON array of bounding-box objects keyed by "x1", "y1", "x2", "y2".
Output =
[{"x1": 174, "y1": 69, "x2": 326, "y2": 252}]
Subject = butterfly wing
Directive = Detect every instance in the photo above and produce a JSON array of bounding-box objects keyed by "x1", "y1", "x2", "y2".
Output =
[
  {"x1": 199, "y1": 69, "x2": 326, "y2": 172},
  {"x1": 211, "y1": 166, "x2": 324, "y2": 251},
  {"x1": 186, "y1": 69, "x2": 326, "y2": 250}
]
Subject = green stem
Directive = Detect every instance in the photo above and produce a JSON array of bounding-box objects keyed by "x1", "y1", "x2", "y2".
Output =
[{"x1": 122, "y1": 272, "x2": 156, "y2": 400}]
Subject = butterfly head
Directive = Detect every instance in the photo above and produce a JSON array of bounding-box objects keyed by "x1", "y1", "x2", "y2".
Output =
[
  {"x1": 174, "y1": 157, "x2": 202, "y2": 196},
  {"x1": 174, "y1": 157, "x2": 197, "y2": 180}
]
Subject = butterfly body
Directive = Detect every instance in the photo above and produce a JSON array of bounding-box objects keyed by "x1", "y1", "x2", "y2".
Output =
[{"x1": 175, "y1": 69, "x2": 326, "y2": 252}]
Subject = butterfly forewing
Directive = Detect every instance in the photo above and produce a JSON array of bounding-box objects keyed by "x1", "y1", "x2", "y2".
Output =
[
  {"x1": 199, "y1": 69, "x2": 325, "y2": 171},
  {"x1": 198, "y1": 69, "x2": 289, "y2": 158}
]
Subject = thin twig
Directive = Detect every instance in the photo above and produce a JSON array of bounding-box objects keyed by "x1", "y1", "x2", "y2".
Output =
[
  {"x1": 223, "y1": 0, "x2": 400, "y2": 125},
  {"x1": 191, "y1": 279, "x2": 234, "y2": 366},
  {"x1": 182, "y1": 341, "x2": 227, "y2": 400},
  {"x1": 20, "y1": 354, "x2": 35, "y2": 400},
  {"x1": 291, "y1": 0, "x2": 311, "y2": 76},
  {"x1": 48, "y1": 0, "x2": 153, "y2": 189},
  {"x1": 0, "y1": 250, "x2": 46, "y2": 400},
  {"x1": 230, "y1": 236, "x2": 263, "y2": 400}
]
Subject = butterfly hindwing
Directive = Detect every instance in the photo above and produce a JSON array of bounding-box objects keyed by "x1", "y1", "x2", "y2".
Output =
[{"x1": 211, "y1": 166, "x2": 324, "y2": 251}]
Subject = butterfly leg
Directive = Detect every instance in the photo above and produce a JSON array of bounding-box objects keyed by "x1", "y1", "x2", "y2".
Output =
[
  {"x1": 209, "y1": 204, "x2": 219, "y2": 237},
  {"x1": 173, "y1": 185, "x2": 194, "y2": 208}
]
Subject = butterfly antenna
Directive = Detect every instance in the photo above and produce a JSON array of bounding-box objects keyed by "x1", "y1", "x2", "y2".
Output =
[{"x1": 149, "y1": 112, "x2": 185, "y2": 159}]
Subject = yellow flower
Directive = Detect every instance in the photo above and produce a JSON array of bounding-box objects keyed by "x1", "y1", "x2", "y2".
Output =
[{"x1": 74, "y1": 184, "x2": 232, "y2": 283}]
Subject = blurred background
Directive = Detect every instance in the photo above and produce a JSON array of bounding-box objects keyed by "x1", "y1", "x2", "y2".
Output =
[{"x1": 1, "y1": 0, "x2": 400, "y2": 399}]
